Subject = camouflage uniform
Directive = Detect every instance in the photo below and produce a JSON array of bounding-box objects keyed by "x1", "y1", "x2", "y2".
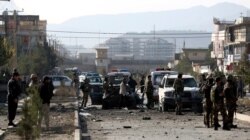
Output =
[
  {"x1": 202, "y1": 78, "x2": 214, "y2": 128},
  {"x1": 224, "y1": 75, "x2": 238, "y2": 128},
  {"x1": 211, "y1": 78, "x2": 230, "y2": 130},
  {"x1": 145, "y1": 76, "x2": 154, "y2": 109},
  {"x1": 80, "y1": 79, "x2": 91, "y2": 108},
  {"x1": 173, "y1": 77, "x2": 184, "y2": 115}
]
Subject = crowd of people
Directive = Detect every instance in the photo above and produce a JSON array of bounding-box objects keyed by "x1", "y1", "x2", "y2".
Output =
[
  {"x1": 5, "y1": 69, "x2": 246, "y2": 132},
  {"x1": 200, "y1": 73, "x2": 241, "y2": 131}
]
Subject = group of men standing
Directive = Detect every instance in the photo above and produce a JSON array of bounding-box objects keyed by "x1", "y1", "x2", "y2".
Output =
[
  {"x1": 7, "y1": 70, "x2": 54, "y2": 130},
  {"x1": 201, "y1": 74, "x2": 238, "y2": 131}
]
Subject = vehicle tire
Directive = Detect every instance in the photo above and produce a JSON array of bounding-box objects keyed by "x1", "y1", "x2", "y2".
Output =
[
  {"x1": 158, "y1": 104, "x2": 162, "y2": 112},
  {"x1": 162, "y1": 102, "x2": 168, "y2": 112}
]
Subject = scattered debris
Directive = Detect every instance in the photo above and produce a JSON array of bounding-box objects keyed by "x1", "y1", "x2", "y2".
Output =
[
  {"x1": 176, "y1": 136, "x2": 179, "y2": 138},
  {"x1": 143, "y1": 117, "x2": 151, "y2": 120},
  {"x1": 165, "y1": 132, "x2": 168, "y2": 135},
  {"x1": 123, "y1": 126, "x2": 132, "y2": 129}
]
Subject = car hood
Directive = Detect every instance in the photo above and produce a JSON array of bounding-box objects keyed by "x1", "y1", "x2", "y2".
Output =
[
  {"x1": 165, "y1": 87, "x2": 199, "y2": 92},
  {"x1": 90, "y1": 83, "x2": 103, "y2": 86}
]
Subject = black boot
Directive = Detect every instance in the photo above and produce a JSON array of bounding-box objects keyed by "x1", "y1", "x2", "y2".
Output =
[{"x1": 222, "y1": 125, "x2": 231, "y2": 131}]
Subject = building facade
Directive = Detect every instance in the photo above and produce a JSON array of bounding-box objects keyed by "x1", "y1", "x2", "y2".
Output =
[
  {"x1": 211, "y1": 16, "x2": 250, "y2": 73},
  {"x1": 0, "y1": 11, "x2": 47, "y2": 56}
]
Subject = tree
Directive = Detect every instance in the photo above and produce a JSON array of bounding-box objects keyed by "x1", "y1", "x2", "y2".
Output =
[
  {"x1": 18, "y1": 45, "x2": 60, "y2": 76},
  {"x1": 235, "y1": 52, "x2": 250, "y2": 84},
  {"x1": 0, "y1": 37, "x2": 13, "y2": 66},
  {"x1": 174, "y1": 54, "x2": 193, "y2": 74}
]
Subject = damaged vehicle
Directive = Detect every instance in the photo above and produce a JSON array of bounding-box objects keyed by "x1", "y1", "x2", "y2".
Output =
[{"x1": 102, "y1": 72, "x2": 138, "y2": 109}]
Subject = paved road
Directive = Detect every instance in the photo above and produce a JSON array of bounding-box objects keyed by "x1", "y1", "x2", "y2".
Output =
[{"x1": 79, "y1": 105, "x2": 250, "y2": 140}]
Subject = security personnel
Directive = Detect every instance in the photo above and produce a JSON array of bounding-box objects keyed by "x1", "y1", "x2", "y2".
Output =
[
  {"x1": 80, "y1": 78, "x2": 91, "y2": 108},
  {"x1": 7, "y1": 72, "x2": 22, "y2": 127},
  {"x1": 103, "y1": 77, "x2": 109, "y2": 98},
  {"x1": 211, "y1": 77, "x2": 230, "y2": 131},
  {"x1": 173, "y1": 73, "x2": 184, "y2": 115},
  {"x1": 145, "y1": 75, "x2": 154, "y2": 109},
  {"x1": 203, "y1": 77, "x2": 214, "y2": 128},
  {"x1": 224, "y1": 75, "x2": 238, "y2": 128}
]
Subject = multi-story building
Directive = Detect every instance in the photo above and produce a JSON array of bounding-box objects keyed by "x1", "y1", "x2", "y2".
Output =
[
  {"x1": 106, "y1": 37, "x2": 175, "y2": 61},
  {"x1": 211, "y1": 16, "x2": 250, "y2": 73},
  {"x1": 211, "y1": 18, "x2": 234, "y2": 72},
  {"x1": 0, "y1": 11, "x2": 47, "y2": 56},
  {"x1": 223, "y1": 17, "x2": 250, "y2": 73},
  {"x1": 103, "y1": 37, "x2": 175, "y2": 73}
]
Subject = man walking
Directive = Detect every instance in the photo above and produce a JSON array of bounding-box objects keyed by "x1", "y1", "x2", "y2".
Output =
[
  {"x1": 7, "y1": 72, "x2": 22, "y2": 127},
  {"x1": 173, "y1": 73, "x2": 184, "y2": 115},
  {"x1": 80, "y1": 78, "x2": 91, "y2": 108},
  {"x1": 39, "y1": 76, "x2": 54, "y2": 130},
  {"x1": 145, "y1": 75, "x2": 154, "y2": 109}
]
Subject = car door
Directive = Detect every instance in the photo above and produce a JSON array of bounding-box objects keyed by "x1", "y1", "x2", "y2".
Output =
[{"x1": 158, "y1": 77, "x2": 166, "y2": 104}]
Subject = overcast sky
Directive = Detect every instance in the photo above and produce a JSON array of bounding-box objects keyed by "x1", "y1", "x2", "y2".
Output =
[{"x1": 1, "y1": 0, "x2": 249, "y2": 24}]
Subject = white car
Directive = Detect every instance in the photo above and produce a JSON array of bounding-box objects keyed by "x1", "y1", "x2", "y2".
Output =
[
  {"x1": 158, "y1": 74, "x2": 203, "y2": 113},
  {"x1": 150, "y1": 70, "x2": 178, "y2": 102},
  {"x1": 48, "y1": 75, "x2": 72, "y2": 87}
]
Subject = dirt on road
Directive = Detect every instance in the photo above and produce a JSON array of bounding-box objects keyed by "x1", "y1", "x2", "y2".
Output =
[{"x1": 81, "y1": 107, "x2": 250, "y2": 140}]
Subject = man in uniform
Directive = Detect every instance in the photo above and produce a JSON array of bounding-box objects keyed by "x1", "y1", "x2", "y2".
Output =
[
  {"x1": 202, "y1": 77, "x2": 214, "y2": 128},
  {"x1": 224, "y1": 75, "x2": 238, "y2": 128},
  {"x1": 80, "y1": 78, "x2": 91, "y2": 108},
  {"x1": 211, "y1": 77, "x2": 230, "y2": 131},
  {"x1": 145, "y1": 75, "x2": 154, "y2": 109},
  {"x1": 173, "y1": 73, "x2": 184, "y2": 115}
]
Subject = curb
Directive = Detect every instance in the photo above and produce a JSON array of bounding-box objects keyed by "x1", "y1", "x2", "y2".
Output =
[
  {"x1": 236, "y1": 113, "x2": 250, "y2": 123},
  {"x1": 0, "y1": 129, "x2": 6, "y2": 140},
  {"x1": 74, "y1": 101, "x2": 81, "y2": 140}
]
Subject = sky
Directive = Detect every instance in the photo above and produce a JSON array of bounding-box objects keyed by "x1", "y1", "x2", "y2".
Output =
[{"x1": 0, "y1": 0, "x2": 249, "y2": 24}]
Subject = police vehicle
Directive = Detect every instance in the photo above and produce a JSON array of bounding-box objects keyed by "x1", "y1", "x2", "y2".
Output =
[{"x1": 158, "y1": 74, "x2": 203, "y2": 113}]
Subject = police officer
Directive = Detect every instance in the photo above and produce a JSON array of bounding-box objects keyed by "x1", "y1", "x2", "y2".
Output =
[
  {"x1": 103, "y1": 77, "x2": 109, "y2": 98},
  {"x1": 7, "y1": 72, "x2": 22, "y2": 127},
  {"x1": 211, "y1": 77, "x2": 230, "y2": 131},
  {"x1": 224, "y1": 75, "x2": 238, "y2": 128},
  {"x1": 203, "y1": 77, "x2": 214, "y2": 128},
  {"x1": 145, "y1": 75, "x2": 154, "y2": 109},
  {"x1": 80, "y1": 78, "x2": 91, "y2": 108},
  {"x1": 173, "y1": 73, "x2": 184, "y2": 115}
]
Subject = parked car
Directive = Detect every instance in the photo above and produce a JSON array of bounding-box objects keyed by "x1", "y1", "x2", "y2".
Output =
[
  {"x1": 158, "y1": 74, "x2": 203, "y2": 113},
  {"x1": 102, "y1": 72, "x2": 138, "y2": 109},
  {"x1": 47, "y1": 75, "x2": 72, "y2": 87},
  {"x1": 150, "y1": 70, "x2": 178, "y2": 102}
]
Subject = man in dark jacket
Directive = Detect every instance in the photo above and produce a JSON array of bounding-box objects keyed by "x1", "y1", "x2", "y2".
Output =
[
  {"x1": 39, "y1": 76, "x2": 54, "y2": 130},
  {"x1": 128, "y1": 76, "x2": 137, "y2": 93},
  {"x1": 7, "y1": 72, "x2": 22, "y2": 127}
]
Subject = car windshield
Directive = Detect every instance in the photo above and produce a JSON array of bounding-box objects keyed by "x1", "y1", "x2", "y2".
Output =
[
  {"x1": 165, "y1": 78, "x2": 197, "y2": 87},
  {"x1": 88, "y1": 77, "x2": 102, "y2": 83},
  {"x1": 109, "y1": 75, "x2": 129, "y2": 85},
  {"x1": 153, "y1": 71, "x2": 178, "y2": 86}
]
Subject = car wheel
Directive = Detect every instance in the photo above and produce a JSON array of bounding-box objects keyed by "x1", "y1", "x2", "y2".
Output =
[
  {"x1": 162, "y1": 102, "x2": 168, "y2": 112},
  {"x1": 158, "y1": 104, "x2": 162, "y2": 112}
]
